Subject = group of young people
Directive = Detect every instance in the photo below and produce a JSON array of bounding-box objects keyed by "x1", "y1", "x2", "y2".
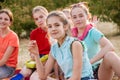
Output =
[{"x1": 0, "y1": 2, "x2": 120, "y2": 80}]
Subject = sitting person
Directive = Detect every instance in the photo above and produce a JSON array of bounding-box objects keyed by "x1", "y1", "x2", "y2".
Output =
[
  {"x1": 70, "y1": 2, "x2": 120, "y2": 79},
  {"x1": 62, "y1": 8, "x2": 74, "y2": 28},
  {"x1": 10, "y1": 6, "x2": 51, "y2": 80},
  {"x1": 0, "y1": 9, "x2": 19, "y2": 79},
  {"x1": 28, "y1": 11, "x2": 93, "y2": 80}
]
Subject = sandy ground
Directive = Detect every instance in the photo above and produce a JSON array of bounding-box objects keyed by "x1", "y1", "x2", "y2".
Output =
[{"x1": 18, "y1": 22, "x2": 120, "y2": 79}]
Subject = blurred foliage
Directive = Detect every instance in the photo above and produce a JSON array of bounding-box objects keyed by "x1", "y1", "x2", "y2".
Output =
[
  {"x1": 0, "y1": 0, "x2": 119, "y2": 38},
  {"x1": 89, "y1": 0, "x2": 120, "y2": 32}
]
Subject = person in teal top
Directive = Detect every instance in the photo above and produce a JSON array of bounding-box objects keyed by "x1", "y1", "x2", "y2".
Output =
[
  {"x1": 51, "y1": 36, "x2": 93, "y2": 78},
  {"x1": 28, "y1": 11, "x2": 93, "y2": 80},
  {"x1": 71, "y1": 2, "x2": 120, "y2": 80},
  {"x1": 84, "y1": 27, "x2": 104, "y2": 69}
]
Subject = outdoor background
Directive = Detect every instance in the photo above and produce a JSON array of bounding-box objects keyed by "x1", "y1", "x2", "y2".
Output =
[
  {"x1": 18, "y1": 22, "x2": 120, "y2": 80},
  {"x1": 0, "y1": 0, "x2": 120, "y2": 79}
]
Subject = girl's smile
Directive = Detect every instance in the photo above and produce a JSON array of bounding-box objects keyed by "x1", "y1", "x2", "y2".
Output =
[
  {"x1": 47, "y1": 16, "x2": 66, "y2": 40},
  {"x1": 71, "y1": 7, "x2": 88, "y2": 28},
  {"x1": 0, "y1": 13, "x2": 11, "y2": 29}
]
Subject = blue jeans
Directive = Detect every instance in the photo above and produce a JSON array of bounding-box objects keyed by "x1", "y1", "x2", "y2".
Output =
[{"x1": 0, "y1": 65, "x2": 15, "y2": 79}]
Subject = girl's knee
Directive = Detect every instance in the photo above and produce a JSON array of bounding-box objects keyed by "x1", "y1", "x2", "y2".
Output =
[
  {"x1": 30, "y1": 71, "x2": 40, "y2": 80},
  {"x1": 29, "y1": 74, "x2": 34, "y2": 80},
  {"x1": 20, "y1": 66, "x2": 32, "y2": 77},
  {"x1": 104, "y1": 51, "x2": 116, "y2": 61},
  {"x1": 30, "y1": 75, "x2": 39, "y2": 80},
  {"x1": 103, "y1": 51, "x2": 119, "y2": 68}
]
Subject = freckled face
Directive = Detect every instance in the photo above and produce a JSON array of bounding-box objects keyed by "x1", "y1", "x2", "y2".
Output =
[
  {"x1": 71, "y1": 7, "x2": 88, "y2": 28},
  {"x1": 0, "y1": 13, "x2": 11, "y2": 29},
  {"x1": 47, "y1": 16, "x2": 66, "y2": 40}
]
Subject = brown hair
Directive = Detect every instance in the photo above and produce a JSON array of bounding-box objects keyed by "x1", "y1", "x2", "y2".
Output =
[
  {"x1": 70, "y1": 2, "x2": 91, "y2": 19},
  {"x1": 0, "y1": 9, "x2": 13, "y2": 23},
  {"x1": 46, "y1": 11, "x2": 71, "y2": 36}
]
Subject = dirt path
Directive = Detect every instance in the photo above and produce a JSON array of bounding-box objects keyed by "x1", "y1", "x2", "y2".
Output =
[
  {"x1": 18, "y1": 36, "x2": 120, "y2": 67},
  {"x1": 108, "y1": 36, "x2": 120, "y2": 56},
  {"x1": 18, "y1": 35, "x2": 120, "y2": 80}
]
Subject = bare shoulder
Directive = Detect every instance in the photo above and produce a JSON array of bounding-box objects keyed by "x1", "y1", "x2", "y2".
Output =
[{"x1": 72, "y1": 41, "x2": 82, "y2": 48}]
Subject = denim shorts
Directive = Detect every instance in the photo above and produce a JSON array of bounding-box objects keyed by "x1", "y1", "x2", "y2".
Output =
[
  {"x1": 0, "y1": 65, "x2": 15, "y2": 79},
  {"x1": 92, "y1": 64, "x2": 100, "y2": 79},
  {"x1": 81, "y1": 77, "x2": 94, "y2": 80}
]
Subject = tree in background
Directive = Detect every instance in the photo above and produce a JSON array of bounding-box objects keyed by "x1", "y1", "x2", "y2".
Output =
[
  {"x1": 52, "y1": 0, "x2": 120, "y2": 33},
  {"x1": 89, "y1": 0, "x2": 120, "y2": 33},
  {"x1": 0, "y1": 0, "x2": 119, "y2": 38}
]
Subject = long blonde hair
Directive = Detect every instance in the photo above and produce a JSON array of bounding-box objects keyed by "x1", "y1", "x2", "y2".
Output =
[
  {"x1": 70, "y1": 2, "x2": 91, "y2": 19},
  {"x1": 32, "y1": 6, "x2": 48, "y2": 16}
]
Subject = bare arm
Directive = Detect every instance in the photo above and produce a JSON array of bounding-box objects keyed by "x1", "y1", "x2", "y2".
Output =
[
  {"x1": 28, "y1": 41, "x2": 55, "y2": 80},
  {"x1": 33, "y1": 53, "x2": 55, "y2": 79},
  {"x1": 0, "y1": 46, "x2": 15, "y2": 66},
  {"x1": 53, "y1": 62, "x2": 59, "y2": 79},
  {"x1": 69, "y1": 41, "x2": 83, "y2": 80},
  {"x1": 90, "y1": 37, "x2": 115, "y2": 64}
]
